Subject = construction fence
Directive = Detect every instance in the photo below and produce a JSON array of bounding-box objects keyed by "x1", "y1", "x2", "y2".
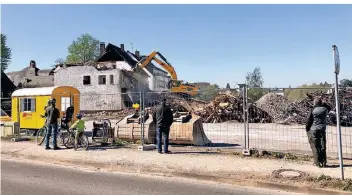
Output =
[
  {"x1": 73, "y1": 86, "x2": 352, "y2": 158},
  {"x1": 2, "y1": 86, "x2": 351, "y2": 158}
]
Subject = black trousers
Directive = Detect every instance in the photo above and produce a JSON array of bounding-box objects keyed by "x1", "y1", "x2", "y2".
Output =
[{"x1": 307, "y1": 130, "x2": 327, "y2": 165}]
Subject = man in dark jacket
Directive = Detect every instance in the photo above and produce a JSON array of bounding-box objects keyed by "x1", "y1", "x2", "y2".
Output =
[
  {"x1": 153, "y1": 99, "x2": 173, "y2": 154},
  {"x1": 45, "y1": 98, "x2": 61, "y2": 150},
  {"x1": 306, "y1": 97, "x2": 331, "y2": 167}
]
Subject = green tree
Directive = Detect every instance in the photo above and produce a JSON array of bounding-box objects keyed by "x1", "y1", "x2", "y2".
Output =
[
  {"x1": 66, "y1": 33, "x2": 100, "y2": 64},
  {"x1": 340, "y1": 79, "x2": 352, "y2": 87},
  {"x1": 287, "y1": 83, "x2": 332, "y2": 101},
  {"x1": 197, "y1": 84, "x2": 219, "y2": 101},
  {"x1": 245, "y1": 67, "x2": 265, "y2": 102},
  {"x1": 1, "y1": 34, "x2": 12, "y2": 71}
]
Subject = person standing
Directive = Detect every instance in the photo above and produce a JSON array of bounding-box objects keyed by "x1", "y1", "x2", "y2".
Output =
[
  {"x1": 306, "y1": 97, "x2": 331, "y2": 167},
  {"x1": 45, "y1": 98, "x2": 61, "y2": 150},
  {"x1": 153, "y1": 99, "x2": 173, "y2": 154}
]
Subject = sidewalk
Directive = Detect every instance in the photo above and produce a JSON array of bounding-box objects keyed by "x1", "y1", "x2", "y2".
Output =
[{"x1": 1, "y1": 141, "x2": 352, "y2": 194}]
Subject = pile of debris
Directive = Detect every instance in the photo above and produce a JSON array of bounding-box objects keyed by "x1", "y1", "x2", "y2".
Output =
[
  {"x1": 194, "y1": 94, "x2": 272, "y2": 123},
  {"x1": 84, "y1": 109, "x2": 135, "y2": 119},
  {"x1": 255, "y1": 88, "x2": 352, "y2": 126},
  {"x1": 255, "y1": 93, "x2": 308, "y2": 124}
]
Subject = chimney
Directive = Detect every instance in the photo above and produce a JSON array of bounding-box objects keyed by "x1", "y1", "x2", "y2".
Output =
[
  {"x1": 135, "y1": 50, "x2": 140, "y2": 57},
  {"x1": 120, "y1": 44, "x2": 125, "y2": 51},
  {"x1": 99, "y1": 42, "x2": 105, "y2": 56}
]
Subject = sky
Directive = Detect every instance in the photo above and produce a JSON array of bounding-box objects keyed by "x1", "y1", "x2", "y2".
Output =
[{"x1": 1, "y1": 4, "x2": 351, "y2": 88}]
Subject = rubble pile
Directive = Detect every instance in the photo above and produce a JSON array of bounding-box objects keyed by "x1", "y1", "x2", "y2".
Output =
[
  {"x1": 255, "y1": 88, "x2": 352, "y2": 126},
  {"x1": 194, "y1": 94, "x2": 272, "y2": 123},
  {"x1": 84, "y1": 88, "x2": 352, "y2": 126},
  {"x1": 255, "y1": 93, "x2": 309, "y2": 124}
]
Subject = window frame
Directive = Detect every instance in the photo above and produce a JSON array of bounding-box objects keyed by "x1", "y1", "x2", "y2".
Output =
[
  {"x1": 83, "y1": 75, "x2": 91, "y2": 85},
  {"x1": 61, "y1": 97, "x2": 71, "y2": 112},
  {"x1": 98, "y1": 75, "x2": 107, "y2": 85},
  {"x1": 20, "y1": 98, "x2": 36, "y2": 112},
  {"x1": 110, "y1": 75, "x2": 114, "y2": 85}
]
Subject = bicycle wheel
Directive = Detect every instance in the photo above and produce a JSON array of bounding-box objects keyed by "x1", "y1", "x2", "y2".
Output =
[
  {"x1": 62, "y1": 132, "x2": 75, "y2": 149},
  {"x1": 57, "y1": 128, "x2": 65, "y2": 146},
  {"x1": 36, "y1": 127, "x2": 46, "y2": 146},
  {"x1": 79, "y1": 135, "x2": 89, "y2": 151}
]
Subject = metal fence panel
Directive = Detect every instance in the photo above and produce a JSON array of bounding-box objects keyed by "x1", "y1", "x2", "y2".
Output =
[
  {"x1": 246, "y1": 87, "x2": 352, "y2": 158},
  {"x1": 142, "y1": 89, "x2": 246, "y2": 150}
]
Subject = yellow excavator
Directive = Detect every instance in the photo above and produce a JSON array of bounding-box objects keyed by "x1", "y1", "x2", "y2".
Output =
[{"x1": 134, "y1": 51, "x2": 199, "y2": 97}]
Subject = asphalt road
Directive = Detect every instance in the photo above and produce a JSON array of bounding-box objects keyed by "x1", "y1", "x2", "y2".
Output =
[{"x1": 1, "y1": 159, "x2": 302, "y2": 195}]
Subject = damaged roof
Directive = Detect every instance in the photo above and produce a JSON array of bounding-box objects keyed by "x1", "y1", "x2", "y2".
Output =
[
  {"x1": 96, "y1": 43, "x2": 168, "y2": 75},
  {"x1": 96, "y1": 43, "x2": 138, "y2": 68}
]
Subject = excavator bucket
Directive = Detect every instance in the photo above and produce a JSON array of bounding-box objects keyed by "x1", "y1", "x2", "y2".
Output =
[{"x1": 115, "y1": 112, "x2": 211, "y2": 146}]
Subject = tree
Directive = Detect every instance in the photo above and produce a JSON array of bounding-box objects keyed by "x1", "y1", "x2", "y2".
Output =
[
  {"x1": 197, "y1": 84, "x2": 219, "y2": 101},
  {"x1": 1, "y1": 34, "x2": 12, "y2": 71},
  {"x1": 66, "y1": 33, "x2": 100, "y2": 64},
  {"x1": 245, "y1": 67, "x2": 265, "y2": 102},
  {"x1": 340, "y1": 79, "x2": 352, "y2": 87},
  {"x1": 226, "y1": 83, "x2": 231, "y2": 89},
  {"x1": 55, "y1": 58, "x2": 66, "y2": 64},
  {"x1": 286, "y1": 83, "x2": 332, "y2": 101}
]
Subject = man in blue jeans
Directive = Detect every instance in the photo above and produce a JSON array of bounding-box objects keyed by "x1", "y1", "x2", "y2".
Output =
[
  {"x1": 153, "y1": 99, "x2": 173, "y2": 154},
  {"x1": 45, "y1": 98, "x2": 61, "y2": 150}
]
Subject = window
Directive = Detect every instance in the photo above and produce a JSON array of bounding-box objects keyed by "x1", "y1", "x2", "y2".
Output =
[
  {"x1": 157, "y1": 81, "x2": 166, "y2": 88},
  {"x1": 110, "y1": 75, "x2": 114, "y2": 84},
  {"x1": 98, "y1": 75, "x2": 106, "y2": 85},
  {"x1": 83, "y1": 76, "x2": 91, "y2": 85},
  {"x1": 20, "y1": 98, "x2": 35, "y2": 112},
  {"x1": 61, "y1": 97, "x2": 71, "y2": 112}
]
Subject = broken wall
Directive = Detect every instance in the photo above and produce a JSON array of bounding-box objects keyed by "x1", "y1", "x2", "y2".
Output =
[{"x1": 54, "y1": 66, "x2": 123, "y2": 111}]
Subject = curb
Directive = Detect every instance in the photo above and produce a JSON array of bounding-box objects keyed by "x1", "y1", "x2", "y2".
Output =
[{"x1": 1, "y1": 151, "x2": 351, "y2": 195}]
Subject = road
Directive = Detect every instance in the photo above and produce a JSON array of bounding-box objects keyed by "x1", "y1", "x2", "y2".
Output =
[{"x1": 1, "y1": 159, "x2": 302, "y2": 195}]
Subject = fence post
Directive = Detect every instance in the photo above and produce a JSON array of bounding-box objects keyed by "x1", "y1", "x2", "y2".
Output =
[
  {"x1": 246, "y1": 85, "x2": 249, "y2": 150},
  {"x1": 241, "y1": 85, "x2": 247, "y2": 149},
  {"x1": 139, "y1": 91, "x2": 145, "y2": 146},
  {"x1": 239, "y1": 84, "x2": 249, "y2": 155}
]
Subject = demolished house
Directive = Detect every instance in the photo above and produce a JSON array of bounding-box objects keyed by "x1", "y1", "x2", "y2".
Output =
[{"x1": 54, "y1": 43, "x2": 171, "y2": 111}]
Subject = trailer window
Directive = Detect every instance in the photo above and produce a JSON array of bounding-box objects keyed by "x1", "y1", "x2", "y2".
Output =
[
  {"x1": 61, "y1": 97, "x2": 71, "y2": 112},
  {"x1": 20, "y1": 98, "x2": 36, "y2": 112}
]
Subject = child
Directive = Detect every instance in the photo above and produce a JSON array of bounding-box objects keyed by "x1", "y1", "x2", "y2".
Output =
[{"x1": 69, "y1": 113, "x2": 85, "y2": 150}]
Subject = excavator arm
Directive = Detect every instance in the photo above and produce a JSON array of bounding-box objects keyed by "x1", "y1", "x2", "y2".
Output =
[
  {"x1": 136, "y1": 51, "x2": 178, "y2": 80},
  {"x1": 135, "y1": 51, "x2": 199, "y2": 96}
]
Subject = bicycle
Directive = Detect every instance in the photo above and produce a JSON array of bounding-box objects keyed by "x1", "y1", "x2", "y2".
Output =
[
  {"x1": 62, "y1": 128, "x2": 89, "y2": 150},
  {"x1": 36, "y1": 115, "x2": 65, "y2": 146}
]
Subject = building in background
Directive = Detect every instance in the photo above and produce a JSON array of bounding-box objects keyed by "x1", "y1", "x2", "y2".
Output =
[
  {"x1": 6, "y1": 60, "x2": 54, "y2": 88},
  {"x1": 1, "y1": 70, "x2": 16, "y2": 115}
]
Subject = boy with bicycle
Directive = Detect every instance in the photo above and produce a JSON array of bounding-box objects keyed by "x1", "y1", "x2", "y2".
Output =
[{"x1": 69, "y1": 113, "x2": 85, "y2": 150}]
